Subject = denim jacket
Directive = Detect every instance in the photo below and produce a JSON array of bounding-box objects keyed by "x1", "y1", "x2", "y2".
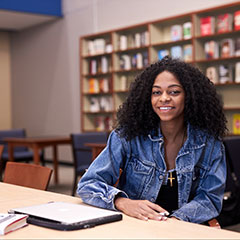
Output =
[{"x1": 77, "y1": 124, "x2": 226, "y2": 223}]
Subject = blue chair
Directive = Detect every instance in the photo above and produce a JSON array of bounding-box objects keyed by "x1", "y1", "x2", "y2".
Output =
[
  {"x1": 71, "y1": 132, "x2": 108, "y2": 196},
  {"x1": 0, "y1": 129, "x2": 45, "y2": 179}
]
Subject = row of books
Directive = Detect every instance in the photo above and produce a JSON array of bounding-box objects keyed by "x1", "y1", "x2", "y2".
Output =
[
  {"x1": 119, "y1": 31, "x2": 149, "y2": 50},
  {"x1": 170, "y1": 22, "x2": 192, "y2": 41},
  {"x1": 87, "y1": 38, "x2": 113, "y2": 55},
  {"x1": 94, "y1": 116, "x2": 113, "y2": 131},
  {"x1": 204, "y1": 38, "x2": 240, "y2": 59},
  {"x1": 119, "y1": 51, "x2": 148, "y2": 70},
  {"x1": 200, "y1": 11, "x2": 240, "y2": 36},
  {"x1": 88, "y1": 78, "x2": 111, "y2": 94},
  {"x1": 158, "y1": 44, "x2": 192, "y2": 62},
  {"x1": 206, "y1": 62, "x2": 240, "y2": 84},
  {"x1": 89, "y1": 96, "x2": 113, "y2": 112},
  {"x1": 118, "y1": 75, "x2": 135, "y2": 91},
  {"x1": 88, "y1": 56, "x2": 112, "y2": 75}
]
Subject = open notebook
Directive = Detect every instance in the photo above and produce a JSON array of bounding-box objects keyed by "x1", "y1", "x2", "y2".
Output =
[{"x1": 9, "y1": 201, "x2": 122, "y2": 231}]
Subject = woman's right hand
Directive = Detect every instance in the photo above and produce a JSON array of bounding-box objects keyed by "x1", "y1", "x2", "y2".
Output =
[{"x1": 114, "y1": 197, "x2": 169, "y2": 221}]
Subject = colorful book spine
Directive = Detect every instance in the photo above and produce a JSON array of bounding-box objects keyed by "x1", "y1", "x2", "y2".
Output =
[
  {"x1": 221, "y1": 38, "x2": 234, "y2": 58},
  {"x1": 234, "y1": 10, "x2": 240, "y2": 30},
  {"x1": 204, "y1": 41, "x2": 219, "y2": 59},
  {"x1": 217, "y1": 13, "x2": 233, "y2": 33},
  {"x1": 235, "y1": 62, "x2": 240, "y2": 83},
  {"x1": 183, "y1": 22, "x2": 192, "y2": 40},
  {"x1": 171, "y1": 25, "x2": 182, "y2": 41},
  {"x1": 206, "y1": 67, "x2": 218, "y2": 84},
  {"x1": 233, "y1": 114, "x2": 240, "y2": 134},
  {"x1": 200, "y1": 16, "x2": 215, "y2": 36}
]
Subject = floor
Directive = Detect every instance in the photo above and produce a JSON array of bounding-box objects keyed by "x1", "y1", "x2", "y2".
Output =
[{"x1": 47, "y1": 163, "x2": 240, "y2": 233}]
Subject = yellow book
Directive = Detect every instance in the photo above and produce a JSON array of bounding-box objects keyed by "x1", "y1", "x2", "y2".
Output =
[
  {"x1": 88, "y1": 78, "x2": 99, "y2": 93},
  {"x1": 233, "y1": 114, "x2": 240, "y2": 134}
]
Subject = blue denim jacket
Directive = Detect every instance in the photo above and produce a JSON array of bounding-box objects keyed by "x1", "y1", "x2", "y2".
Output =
[{"x1": 77, "y1": 124, "x2": 226, "y2": 223}]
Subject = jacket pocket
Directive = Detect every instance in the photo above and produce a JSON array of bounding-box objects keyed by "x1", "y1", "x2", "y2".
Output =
[{"x1": 122, "y1": 157, "x2": 154, "y2": 199}]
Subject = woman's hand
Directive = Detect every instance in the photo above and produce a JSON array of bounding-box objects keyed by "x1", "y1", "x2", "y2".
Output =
[{"x1": 114, "y1": 197, "x2": 169, "y2": 221}]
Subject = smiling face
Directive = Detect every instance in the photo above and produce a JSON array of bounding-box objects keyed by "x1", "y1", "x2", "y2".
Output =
[{"x1": 151, "y1": 71, "x2": 185, "y2": 123}]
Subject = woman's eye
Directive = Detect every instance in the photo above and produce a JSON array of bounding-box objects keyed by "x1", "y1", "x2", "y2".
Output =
[
  {"x1": 169, "y1": 90, "x2": 180, "y2": 95},
  {"x1": 152, "y1": 91, "x2": 161, "y2": 95}
]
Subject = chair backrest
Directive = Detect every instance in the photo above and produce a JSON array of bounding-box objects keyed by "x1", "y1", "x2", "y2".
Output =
[
  {"x1": 0, "y1": 129, "x2": 28, "y2": 153},
  {"x1": 3, "y1": 162, "x2": 52, "y2": 190},
  {"x1": 0, "y1": 145, "x2": 4, "y2": 159},
  {"x1": 71, "y1": 132, "x2": 108, "y2": 174},
  {"x1": 223, "y1": 136, "x2": 240, "y2": 189}
]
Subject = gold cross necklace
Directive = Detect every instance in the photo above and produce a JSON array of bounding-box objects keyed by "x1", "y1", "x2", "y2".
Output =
[
  {"x1": 167, "y1": 127, "x2": 186, "y2": 187},
  {"x1": 168, "y1": 172, "x2": 175, "y2": 187}
]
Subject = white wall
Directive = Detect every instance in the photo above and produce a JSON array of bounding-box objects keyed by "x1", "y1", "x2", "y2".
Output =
[
  {"x1": 10, "y1": 0, "x2": 239, "y2": 161},
  {"x1": 0, "y1": 32, "x2": 11, "y2": 129}
]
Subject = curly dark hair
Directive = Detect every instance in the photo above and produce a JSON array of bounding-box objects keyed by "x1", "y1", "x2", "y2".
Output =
[{"x1": 116, "y1": 56, "x2": 228, "y2": 140}]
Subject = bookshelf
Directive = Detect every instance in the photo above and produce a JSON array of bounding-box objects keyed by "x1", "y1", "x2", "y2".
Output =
[{"x1": 80, "y1": 2, "x2": 240, "y2": 134}]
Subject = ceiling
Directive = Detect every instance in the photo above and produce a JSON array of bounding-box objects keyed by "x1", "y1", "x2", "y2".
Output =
[{"x1": 0, "y1": 10, "x2": 59, "y2": 31}]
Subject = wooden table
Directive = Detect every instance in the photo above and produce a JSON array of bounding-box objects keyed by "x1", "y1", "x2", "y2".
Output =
[
  {"x1": 84, "y1": 143, "x2": 106, "y2": 161},
  {"x1": 3, "y1": 137, "x2": 71, "y2": 184},
  {"x1": 1, "y1": 182, "x2": 240, "y2": 239}
]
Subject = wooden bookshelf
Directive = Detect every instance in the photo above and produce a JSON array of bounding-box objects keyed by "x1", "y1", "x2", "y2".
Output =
[{"x1": 80, "y1": 2, "x2": 240, "y2": 134}]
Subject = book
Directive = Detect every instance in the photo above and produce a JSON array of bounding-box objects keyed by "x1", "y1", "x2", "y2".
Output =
[
  {"x1": 171, "y1": 25, "x2": 182, "y2": 41},
  {"x1": 136, "y1": 53, "x2": 143, "y2": 69},
  {"x1": 119, "y1": 35, "x2": 128, "y2": 50},
  {"x1": 89, "y1": 59, "x2": 97, "y2": 75},
  {"x1": 183, "y1": 22, "x2": 192, "y2": 40},
  {"x1": 170, "y1": 46, "x2": 182, "y2": 59},
  {"x1": 204, "y1": 40, "x2": 219, "y2": 59},
  {"x1": 101, "y1": 56, "x2": 109, "y2": 73},
  {"x1": 120, "y1": 75, "x2": 128, "y2": 91},
  {"x1": 218, "y1": 64, "x2": 233, "y2": 84},
  {"x1": 120, "y1": 54, "x2": 131, "y2": 70},
  {"x1": 99, "y1": 78, "x2": 109, "y2": 93},
  {"x1": 105, "y1": 43, "x2": 113, "y2": 53},
  {"x1": 233, "y1": 114, "x2": 240, "y2": 134},
  {"x1": 95, "y1": 116, "x2": 105, "y2": 131},
  {"x1": 135, "y1": 33, "x2": 141, "y2": 48},
  {"x1": 183, "y1": 44, "x2": 192, "y2": 62},
  {"x1": 131, "y1": 54, "x2": 137, "y2": 69},
  {"x1": 217, "y1": 13, "x2": 233, "y2": 33},
  {"x1": 88, "y1": 78, "x2": 99, "y2": 93},
  {"x1": 235, "y1": 38, "x2": 240, "y2": 56},
  {"x1": 234, "y1": 10, "x2": 240, "y2": 30},
  {"x1": 87, "y1": 40, "x2": 95, "y2": 55},
  {"x1": 99, "y1": 96, "x2": 113, "y2": 112},
  {"x1": 89, "y1": 97, "x2": 100, "y2": 112},
  {"x1": 235, "y1": 62, "x2": 240, "y2": 83},
  {"x1": 104, "y1": 116, "x2": 113, "y2": 131},
  {"x1": 0, "y1": 213, "x2": 28, "y2": 235},
  {"x1": 206, "y1": 66, "x2": 218, "y2": 84},
  {"x1": 200, "y1": 16, "x2": 215, "y2": 36},
  {"x1": 158, "y1": 49, "x2": 169, "y2": 60},
  {"x1": 93, "y1": 38, "x2": 106, "y2": 54},
  {"x1": 221, "y1": 38, "x2": 234, "y2": 58},
  {"x1": 142, "y1": 51, "x2": 149, "y2": 67},
  {"x1": 141, "y1": 31, "x2": 149, "y2": 46}
]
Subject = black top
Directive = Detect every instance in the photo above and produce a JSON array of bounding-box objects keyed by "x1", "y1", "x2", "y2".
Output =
[{"x1": 155, "y1": 171, "x2": 178, "y2": 214}]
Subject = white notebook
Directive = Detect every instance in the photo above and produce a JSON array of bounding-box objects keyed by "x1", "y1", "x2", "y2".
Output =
[{"x1": 9, "y1": 201, "x2": 122, "y2": 231}]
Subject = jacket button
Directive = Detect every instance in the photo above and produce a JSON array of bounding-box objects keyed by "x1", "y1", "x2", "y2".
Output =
[{"x1": 159, "y1": 175, "x2": 163, "y2": 179}]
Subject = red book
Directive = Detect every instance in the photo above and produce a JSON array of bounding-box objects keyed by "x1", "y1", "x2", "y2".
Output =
[
  {"x1": 217, "y1": 13, "x2": 233, "y2": 33},
  {"x1": 200, "y1": 16, "x2": 215, "y2": 36},
  {"x1": 234, "y1": 10, "x2": 240, "y2": 30}
]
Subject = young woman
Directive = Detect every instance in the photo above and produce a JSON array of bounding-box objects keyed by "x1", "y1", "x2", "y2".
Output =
[{"x1": 77, "y1": 56, "x2": 227, "y2": 224}]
